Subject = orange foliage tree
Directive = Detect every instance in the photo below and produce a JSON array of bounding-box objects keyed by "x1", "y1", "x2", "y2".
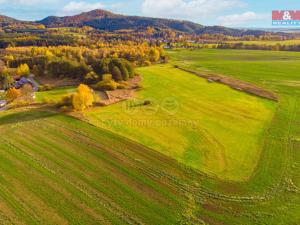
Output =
[{"x1": 6, "y1": 88, "x2": 21, "y2": 102}]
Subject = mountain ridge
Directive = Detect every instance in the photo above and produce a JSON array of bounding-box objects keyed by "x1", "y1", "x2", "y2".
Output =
[{"x1": 1, "y1": 9, "x2": 268, "y2": 36}]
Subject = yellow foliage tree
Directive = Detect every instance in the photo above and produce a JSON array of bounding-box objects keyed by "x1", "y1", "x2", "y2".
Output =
[
  {"x1": 4, "y1": 55, "x2": 14, "y2": 67},
  {"x1": 36, "y1": 24, "x2": 46, "y2": 29},
  {"x1": 16, "y1": 64, "x2": 30, "y2": 77},
  {"x1": 149, "y1": 48, "x2": 160, "y2": 62},
  {"x1": 72, "y1": 84, "x2": 94, "y2": 111},
  {"x1": 6, "y1": 88, "x2": 21, "y2": 102}
]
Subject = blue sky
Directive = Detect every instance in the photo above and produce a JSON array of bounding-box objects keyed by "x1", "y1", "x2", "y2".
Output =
[{"x1": 0, "y1": 0, "x2": 299, "y2": 27}]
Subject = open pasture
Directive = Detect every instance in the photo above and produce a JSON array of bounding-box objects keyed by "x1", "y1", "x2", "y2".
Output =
[
  {"x1": 35, "y1": 86, "x2": 76, "y2": 103},
  {"x1": 0, "y1": 109, "x2": 188, "y2": 224},
  {"x1": 226, "y1": 39, "x2": 300, "y2": 46},
  {"x1": 86, "y1": 64, "x2": 275, "y2": 181},
  {"x1": 0, "y1": 49, "x2": 300, "y2": 224}
]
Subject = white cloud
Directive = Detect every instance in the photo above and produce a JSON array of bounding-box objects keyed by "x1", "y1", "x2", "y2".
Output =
[
  {"x1": 142, "y1": 0, "x2": 246, "y2": 20},
  {"x1": 58, "y1": 1, "x2": 105, "y2": 16},
  {"x1": 217, "y1": 11, "x2": 268, "y2": 26}
]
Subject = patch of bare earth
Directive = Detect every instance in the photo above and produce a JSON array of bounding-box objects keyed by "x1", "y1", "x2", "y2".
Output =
[
  {"x1": 37, "y1": 77, "x2": 79, "y2": 87},
  {"x1": 178, "y1": 67, "x2": 278, "y2": 101},
  {"x1": 100, "y1": 76, "x2": 142, "y2": 106},
  {"x1": 203, "y1": 202, "x2": 225, "y2": 214}
]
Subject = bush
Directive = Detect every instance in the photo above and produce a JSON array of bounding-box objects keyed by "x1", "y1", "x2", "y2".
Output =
[
  {"x1": 56, "y1": 95, "x2": 73, "y2": 108},
  {"x1": 102, "y1": 73, "x2": 113, "y2": 81},
  {"x1": 117, "y1": 81, "x2": 128, "y2": 89},
  {"x1": 143, "y1": 61, "x2": 151, "y2": 66},
  {"x1": 95, "y1": 80, "x2": 117, "y2": 91},
  {"x1": 59, "y1": 106, "x2": 71, "y2": 112},
  {"x1": 84, "y1": 71, "x2": 99, "y2": 84},
  {"x1": 144, "y1": 100, "x2": 151, "y2": 105},
  {"x1": 39, "y1": 84, "x2": 54, "y2": 92}
]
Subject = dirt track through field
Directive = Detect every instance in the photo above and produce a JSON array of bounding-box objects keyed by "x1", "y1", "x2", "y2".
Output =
[{"x1": 178, "y1": 67, "x2": 278, "y2": 101}]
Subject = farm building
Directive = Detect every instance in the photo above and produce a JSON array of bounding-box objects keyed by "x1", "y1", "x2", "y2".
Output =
[{"x1": 14, "y1": 76, "x2": 39, "y2": 92}]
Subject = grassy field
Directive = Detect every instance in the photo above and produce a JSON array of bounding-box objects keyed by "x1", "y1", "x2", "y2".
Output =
[
  {"x1": 168, "y1": 49, "x2": 300, "y2": 183},
  {"x1": 168, "y1": 49, "x2": 300, "y2": 86},
  {"x1": 85, "y1": 49, "x2": 300, "y2": 224},
  {"x1": 226, "y1": 39, "x2": 300, "y2": 46},
  {"x1": 2, "y1": 107, "x2": 299, "y2": 225},
  {"x1": 0, "y1": 108, "x2": 188, "y2": 224},
  {"x1": 1, "y1": 49, "x2": 299, "y2": 224},
  {"x1": 36, "y1": 86, "x2": 76, "y2": 103},
  {"x1": 169, "y1": 49, "x2": 300, "y2": 211},
  {"x1": 85, "y1": 64, "x2": 275, "y2": 181}
]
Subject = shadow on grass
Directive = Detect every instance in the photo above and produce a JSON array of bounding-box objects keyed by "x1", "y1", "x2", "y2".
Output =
[{"x1": 0, "y1": 107, "x2": 57, "y2": 126}]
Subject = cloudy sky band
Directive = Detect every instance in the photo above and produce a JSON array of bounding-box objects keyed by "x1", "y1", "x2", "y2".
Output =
[{"x1": 0, "y1": 0, "x2": 299, "y2": 27}]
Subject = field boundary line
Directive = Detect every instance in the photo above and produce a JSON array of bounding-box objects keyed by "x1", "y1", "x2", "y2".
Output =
[{"x1": 176, "y1": 66, "x2": 278, "y2": 101}]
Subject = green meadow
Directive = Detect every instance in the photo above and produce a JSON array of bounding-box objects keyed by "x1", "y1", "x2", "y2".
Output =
[
  {"x1": 86, "y1": 64, "x2": 275, "y2": 181},
  {"x1": 227, "y1": 39, "x2": 300, "y2": 46},
  {"x1": 0, "y1": 109, "x2": 186, "y2": 224},
  {"x1": 36, "y1": 86, "x2": 76, "y2": 103},
  {"x1": 168, "y1": 49, "x2": 300, "y2": 192},
  {"x1": 1, "y1": 49, "x2": 300, "y2": 224}
]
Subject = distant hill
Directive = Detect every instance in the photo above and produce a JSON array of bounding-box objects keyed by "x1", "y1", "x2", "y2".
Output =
[
  {"x1": 0, "y1": 10, "x2": 271, "y2": 36},
  {"x1": 38, "y1": 9, "x2": 267, "y2": 36},
  {"x1": 0, "y1": 15, "x2": 17, "y2": 24},
  {"x1": 0, "y1": 14, "x2": 40, "y2": 29}
]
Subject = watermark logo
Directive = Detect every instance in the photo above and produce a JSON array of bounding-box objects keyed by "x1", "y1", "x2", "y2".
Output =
[
  {"x1": 102, "y1": 96, "x2": 199, "y2": 129},
  {"x1": 272, "y1": 10, "x2": 300, "y2": 26},
  {"x1": 122, "y1": 97, "x2": 179, "y2": 116}
]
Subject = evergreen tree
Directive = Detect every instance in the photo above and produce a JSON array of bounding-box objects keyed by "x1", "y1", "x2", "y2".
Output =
[{"x1": 111, "y1": 66, "x2": 122, "y2": 81}]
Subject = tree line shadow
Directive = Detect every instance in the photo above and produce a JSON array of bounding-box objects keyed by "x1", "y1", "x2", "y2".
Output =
[{"x1": 0, "y1": 106, "x2": 58, "y2": 127}]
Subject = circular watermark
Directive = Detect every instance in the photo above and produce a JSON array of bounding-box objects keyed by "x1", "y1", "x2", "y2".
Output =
[
  {"x1": 122, "y1": 96, "x2": 179, "y2": 116},
  {"x1": 161, "y1": 96, "x2": 179, "y2": 115}
]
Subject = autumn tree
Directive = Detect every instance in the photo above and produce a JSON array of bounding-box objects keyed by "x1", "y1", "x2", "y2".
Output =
[
  {"x1": 149, "y1": 48, "x2": 160, "y2": 62},
  {"x1": 6, "y1": 88, "x2": 21, "y2": 102},
  {"x1": 36, "y1": 24, "x2": 46, "y2": 29},
  {"x1": 16, "y1": 64, "x2": 30, "y2": 77},
  {"x1": 4, "y1": 55, "x2": 14, "y2": 67},
  {"x1": 146, "y1": 27, "x2": 155, "y2": 36},
  {"x1": 32, "y1": 65, "x2": 39, "y2": 76},
  {"x1": 0, "y1": 67, "x2": 14, "y2": 90},
  {"x1": 20, "y1": 84, "x2": 33, "y2": 96},
  {"x1": 72, "y1": 84, "x2": 95, "y2": 111}
]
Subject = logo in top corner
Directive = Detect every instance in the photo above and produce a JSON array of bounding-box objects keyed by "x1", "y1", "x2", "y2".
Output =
[
  {"x1": 282, "y1": 11, "x2": 292, "y2": 20},
  {"x1": 272, "y1": 10, "x2": 300, "y2": 26}
]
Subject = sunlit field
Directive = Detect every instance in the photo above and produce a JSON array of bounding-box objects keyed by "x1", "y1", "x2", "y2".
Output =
[{"x1": 85, "y1": 64, "x2": 275, "y2": 181}]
